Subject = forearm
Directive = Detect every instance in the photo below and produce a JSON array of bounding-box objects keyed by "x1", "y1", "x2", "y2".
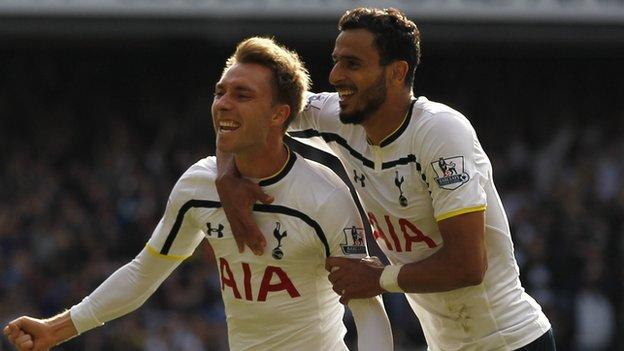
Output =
[
  {"x1": 214, "y1": 147, "x2": 271, "y2": 255},
  {"x1": 42, "y1": 311, "x2": 79, "y2": 346},
  {"x1": 215, "y1": 148, "x2": 238, "y2": 180},
  {"x1": 393, "y1": 247, "x2": 485, "y2": 293},
  {"x1": 348, "y1": 296, "x2": 393, "y2": 351},
  {"x1": 388, "y1": 212, "x2": 487, "y2": 293},
  {"x1": 70, "y1": 248, "x2": 181, "y2": 333}
]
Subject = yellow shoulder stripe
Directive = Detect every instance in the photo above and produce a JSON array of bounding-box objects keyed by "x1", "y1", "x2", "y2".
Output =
[
  {"x1": 436, "y1": 205, "x2": 486, "y2": 222},
  {"x1": 145, "y1": 244, "x2": 189, "y2": 261}
]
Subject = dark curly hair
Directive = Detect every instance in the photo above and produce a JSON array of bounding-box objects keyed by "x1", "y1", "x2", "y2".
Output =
[{"x1": 338, "y1": 7, "x2": 421, "y2": 88}]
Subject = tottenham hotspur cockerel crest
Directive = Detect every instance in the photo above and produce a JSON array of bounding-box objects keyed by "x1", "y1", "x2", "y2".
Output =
[{"x1": 272, "y1": 222, "x2": 287, "y2": 260}]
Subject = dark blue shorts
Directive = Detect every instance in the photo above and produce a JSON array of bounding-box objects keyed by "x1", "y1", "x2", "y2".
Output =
[{"x1": 515, "y1": 329, "x2": 556, "y2": 351}]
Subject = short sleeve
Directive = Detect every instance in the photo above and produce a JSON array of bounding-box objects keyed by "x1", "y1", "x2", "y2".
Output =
[
  {"x1": 420, "y1": 112, "x2": 488, "y2": 221},
  {"x1": 289, "y1": 92, "x2": 340, "y2": 133},
  {"x1": 317, "y1": 188, "x2": 369, "y2": 259},
  {"x1": 146, "y1": 171, "x2": 206, "y2": 259}
]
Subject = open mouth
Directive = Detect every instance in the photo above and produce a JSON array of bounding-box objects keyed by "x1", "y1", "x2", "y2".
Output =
[
  {"x1": 336, "y1": 87, "x2": 356, "y2": 102},
  {"x1": 218, "y1": 120, "x2": 240, "y2": 133}
]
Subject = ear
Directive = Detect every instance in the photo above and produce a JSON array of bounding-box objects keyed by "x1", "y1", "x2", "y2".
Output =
[
  {"x1": 271, "y1": 104, "x2": 291, "y2": 127},
  {"x1": 390, "y1": 60, "x2": 409, "y2": 86}
]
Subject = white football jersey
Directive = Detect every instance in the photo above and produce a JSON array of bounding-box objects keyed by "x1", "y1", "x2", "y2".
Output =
[
  {"x1": 147, "y1": 146, "x2": 370, "y2": 351},
  {"x1": 290, "y1": 93, "x2": 551, "y2": 350}
]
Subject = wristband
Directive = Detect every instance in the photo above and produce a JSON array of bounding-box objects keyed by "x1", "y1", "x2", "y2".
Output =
[{"x1": 379, "y1": 264, "x2": 404, "y2": 292}]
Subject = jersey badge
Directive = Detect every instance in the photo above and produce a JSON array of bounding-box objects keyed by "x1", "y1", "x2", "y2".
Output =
[
  {"x1": 394, "y1": 171, "x2": 408, "y2": 207},
  {"x1": 303, "y1": 94, "x2": 326, "y2": 111},
  {"x1": 206, "y1": 222, "x2": 225, "y2": 238},
  {"x1": 340, "y1": 226, "x2": 366, "y2": 255},
  {"x1": 272, "y1": 222, "x2": 288, "y2": 260},
  {"x1": 431, "y1": 156, "x2": 470, "y2": 190}
]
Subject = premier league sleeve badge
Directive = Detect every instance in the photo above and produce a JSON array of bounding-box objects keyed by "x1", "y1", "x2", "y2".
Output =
[
  {"x1": 431, "y1": 156, "x2": 470, "y2": 190},
  {"x1": 340, "y1": 226, "x2": 366, "y2": 255}
]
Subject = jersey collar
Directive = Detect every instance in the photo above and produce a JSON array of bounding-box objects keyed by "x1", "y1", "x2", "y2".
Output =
[
  {"x1": 367, "y1": 99, "x2": 416, "y2": 148},
  {"x1": 258, "y1": 145, "x2": 297, "y2": 187}
]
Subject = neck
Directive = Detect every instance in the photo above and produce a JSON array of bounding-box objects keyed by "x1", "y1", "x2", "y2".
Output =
[
  {"x1": 235, "y1": 136, "x2": 288, "y2": 179},
  {"x1": 362, "y1": 91, "x2": 413, "y2": 145}
]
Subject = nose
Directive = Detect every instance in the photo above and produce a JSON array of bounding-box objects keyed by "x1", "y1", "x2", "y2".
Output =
[
  {"x1": 212, "y1": 92, "x2": 233, "y2": 113},
  {"x1": 329, "y1": 63, "x2": 344, "y2": 87}
]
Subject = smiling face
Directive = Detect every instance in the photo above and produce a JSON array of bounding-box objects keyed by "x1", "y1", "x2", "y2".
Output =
[
  {"x1": 330, "y1": 29, "x2": 389, "y2": 125},
  {"x1": 212, "y1": 62, "x2": 282, "y2": 155}
]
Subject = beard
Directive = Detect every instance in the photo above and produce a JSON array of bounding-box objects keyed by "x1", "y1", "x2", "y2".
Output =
[{"x1": 339, "y1": 71, "x2": 387, "y2": 125}]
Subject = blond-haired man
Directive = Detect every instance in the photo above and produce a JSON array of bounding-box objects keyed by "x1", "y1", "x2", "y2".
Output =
[{"x1": 4, "y1": 37, "x2": 393, "y2": 351}]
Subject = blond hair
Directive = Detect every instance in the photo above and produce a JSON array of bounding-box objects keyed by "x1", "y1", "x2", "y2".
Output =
[{"x1": 224, "y1": 37, "x2": 311, "y2": 129}]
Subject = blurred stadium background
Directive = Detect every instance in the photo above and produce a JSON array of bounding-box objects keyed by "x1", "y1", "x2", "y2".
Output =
[{"x1": 1, "y1": 1, "x2": 623, "y2": 350}]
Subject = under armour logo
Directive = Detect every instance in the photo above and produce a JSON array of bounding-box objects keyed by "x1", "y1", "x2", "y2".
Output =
[
  {"x1": 394, "y1": 171, "x2": 408, "y2": 207},
  {"x1": 353, "y1": 169, "x2": 366, "y2": 187},
  {"x1": 207, "y1": 222, "x2": 224, "y2": 238},
  {"x1": 272, "y1": 222, "x2": 288, "y2": 260}
]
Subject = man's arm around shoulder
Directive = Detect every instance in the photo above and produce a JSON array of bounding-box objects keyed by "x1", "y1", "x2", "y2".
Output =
[
  {"x1": 327, "y1": 211, "x2": 487, "y2": 298},
  {"x1": 215, "y1": 148, "x2": 273, "y2": 255}
]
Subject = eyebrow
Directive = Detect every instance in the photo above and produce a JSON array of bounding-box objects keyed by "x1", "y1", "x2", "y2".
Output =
[
  {"x1": 332, "y1": 54, "x2": 363, "y2": 62},
  {"x1": 215, "y1": 82, "x2": 256, "y2": 94}
]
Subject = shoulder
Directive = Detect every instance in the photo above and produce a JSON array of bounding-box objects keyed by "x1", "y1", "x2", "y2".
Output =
[
  {"x1": 284, "y1": 153, "x2": 364, "y2": 237},
  {"x1": 301, "y1": 92, "x2": 340, "y2": 124},
  {"x1": 289, "y1": 153, "x2": 355, "y2": 213},
  {"x1": 292, "y1": 153, "x2": 348, "y2": 195},
  {"x1": 179, "y1": 156, "x2": 217, "y2": 182},
  {"x1": 302, "y1": 91, "x2": 339, "y2": 113},
  {"x1": 411, "y1": 97, "x2": 477, "y2": 143},
  {"x1": 171, "y1": 156, "x2": 217, "y2": 201},
  {"x1": 413, "y1": 97, "x2": 473, "y2": 129}
]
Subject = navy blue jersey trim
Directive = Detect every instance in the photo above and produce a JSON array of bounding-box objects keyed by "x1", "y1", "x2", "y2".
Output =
[
  {"x1": 378, "y1": 99, "x2": 416, "y2": 147},
  {"x1": 382, "y1": 154, "x2": 419, "y2": 169},
  {"x1": 288, "y1": 129, "x2": 375, "y2": 168},
  {"x1": 160, "y1": 200, "x2": 220, "y2": 255},
  {"x1": 253, "y1": 204, "x2": 329, "y2": 257},
  {"x1": 285, "y1": 136, "x2": 373, "y2": 240},
  {"x1": 159, "y1": 200, "x2": 330, "y2": 257},
  {"x1": 258, "y1": 146, "x2": 297, "y2": 187},
  {"x1": 287, "y1": 129, "x2": 423, "y2": 171}
]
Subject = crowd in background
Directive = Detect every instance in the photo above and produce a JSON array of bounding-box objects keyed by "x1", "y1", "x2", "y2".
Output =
[{"x1": 1, "y1": 43, "x2": 623, "y2": 350}]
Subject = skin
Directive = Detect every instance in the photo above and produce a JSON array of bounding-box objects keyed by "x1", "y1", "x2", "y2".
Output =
[
  {"x1": 330, "y1": 29, "x2": 412, "y2": 145},
  {"x1": 3, "y1": 62, "x2": 292, "y2": 350},
  {"x1": 3, "y1": 311, "x2": 77, "y2": 351},
  {"x1": 213, "y1": 62, "x2": 290, "y2": 179},
  {"x1": 327, "y1": 211, "x2": 487, "y2": 304},
  {"x1": 215, "y1": 149, "x2": 273, "y2": 255},
  {"x1": 217, "y1": 28, "x2": 488, "y2": 305}
]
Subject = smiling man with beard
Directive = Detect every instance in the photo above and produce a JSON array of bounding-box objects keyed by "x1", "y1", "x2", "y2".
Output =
[{"x1": 217, "y1": 7, "x2": 556, "y2": 351}]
